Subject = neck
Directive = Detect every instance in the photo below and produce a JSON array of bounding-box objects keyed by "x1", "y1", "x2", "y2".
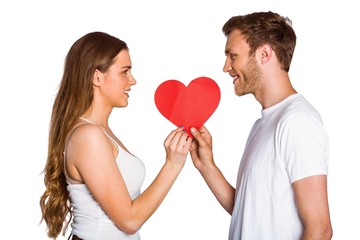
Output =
[
  {"x1": 80, "y1": 109, "x2": 111, "y2": 129},
  {"x1": 255, "y1": 73, "x2": 297, "y2": 109}
]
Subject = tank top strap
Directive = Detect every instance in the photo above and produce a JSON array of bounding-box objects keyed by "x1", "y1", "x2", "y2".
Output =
[
  {"x1": 79, "y1": 117, "x2": 94, "y2": 124},
  {"x1": 65, "y1": 117, "x2": 120, "y2": 162},
  {"x1": 78, "y1": 117, "x2": 119, "y2": 150},
  {"x1": 101, "y1": 131, "x2": 120, "y2": 150}
]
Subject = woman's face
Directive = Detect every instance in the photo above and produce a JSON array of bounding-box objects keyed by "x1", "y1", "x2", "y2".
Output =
[{"x1": 100, "y1": 50, "x2": 137, "y2": 108}]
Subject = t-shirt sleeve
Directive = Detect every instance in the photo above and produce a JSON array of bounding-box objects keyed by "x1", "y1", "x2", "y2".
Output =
[{"x1": 278, "y1": 113, "x2": 330, "y2": 183}]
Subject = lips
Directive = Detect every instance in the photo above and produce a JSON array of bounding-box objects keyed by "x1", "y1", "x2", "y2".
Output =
[
  {"x1": 232, "y1": 75, "x2": 239, "y2": 84},
  {"x1": 124, "y1": 89, "x2": 130, "y2": 95}
]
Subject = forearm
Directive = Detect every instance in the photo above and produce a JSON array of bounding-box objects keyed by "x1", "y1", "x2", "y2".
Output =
[
  {"x1": 200, "y1": 164, "x2": 235, "y2": 215},
  {"x1": 129, "y1": 162, "x2": 183, "y2": 230}
]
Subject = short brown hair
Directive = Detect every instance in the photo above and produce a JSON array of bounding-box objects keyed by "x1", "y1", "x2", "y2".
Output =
[{"x1": 222, "y1": 11, "x2": 296, "y2": 72}]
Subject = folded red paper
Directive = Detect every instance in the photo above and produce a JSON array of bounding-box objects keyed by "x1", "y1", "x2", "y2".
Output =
[{"x1": 154, "y1": 76, "x2": 221, "y2": 136}]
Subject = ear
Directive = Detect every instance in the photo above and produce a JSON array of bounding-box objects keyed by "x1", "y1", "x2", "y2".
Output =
[
  {"x1": 257, "y1": 44, "x2": 273, "y2": 65},
  {"x1": 93, "y1": 69, "x2": 101, "y2": 87}
]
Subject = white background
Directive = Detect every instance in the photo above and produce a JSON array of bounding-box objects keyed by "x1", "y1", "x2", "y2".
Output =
[{"x1": 1, "y1": 0, "x2": 359, "y2": 239}]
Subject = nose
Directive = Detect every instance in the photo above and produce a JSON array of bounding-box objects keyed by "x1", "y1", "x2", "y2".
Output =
[
  {"x1": 223, "y1": 58, "x2": 232, "y2": 73},
  {"x1": 129, "y1": 74, "x2": 137, "y2": 85}
]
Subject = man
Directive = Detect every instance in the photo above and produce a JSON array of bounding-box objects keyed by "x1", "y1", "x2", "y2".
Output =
[{"x1": 190, "y1": 11, "x2": 332, "y2": 239}]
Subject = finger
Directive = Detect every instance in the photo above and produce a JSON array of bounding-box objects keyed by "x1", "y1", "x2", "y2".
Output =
[
  {"x1": 190, "y1": 127, "x2": 203, "y2": 141},
  {"x1": 198, "y1": 125, "x2": 206, "y2": 131},
  {"x1": 191, "y1": 127, "x2": 210, "y2": 147},
  {"x1": 183, "y1": 136, "x2": 192, "y2": 151},
  {"x1": 176, "y1": 132, "x2": 190, "y2": 149},
  {"x1": 169, "y1": 130, "x2": 185, "y2": 148},
  {"x1": 189, "y1": 135, "x2": 199, "y2": 151},
  {"x1": 164, "y1": 127, "x2": 184, "y2": 146},
  {"x1": 198, "y1": 125, "x2": 209, "y2": 134},
  {"x1": 164, "y1": 130, "x2": 176, "y2": 146}
]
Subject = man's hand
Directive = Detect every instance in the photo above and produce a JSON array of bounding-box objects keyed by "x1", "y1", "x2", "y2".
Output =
[{"x1": 189, "y1": 126, "x2": 213, "y2": 171}]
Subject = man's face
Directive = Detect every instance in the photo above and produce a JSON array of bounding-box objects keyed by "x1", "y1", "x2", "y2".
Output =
[{"x1": 223, "y1": 30, "x2": 262, "y2": 97}]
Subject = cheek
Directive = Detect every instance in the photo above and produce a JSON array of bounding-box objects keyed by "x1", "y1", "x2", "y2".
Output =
[
  {"x1": 232, "y1": 63, "x2": 242, "y2": 74},
  {"x1": 232, "y1": 58, "x2": 243, "y2": 69},
  {"x1": 118, "y1": 77, "x2": 129, "y2": 87},
  {"x1": 106, "y1": 80, "x2": 123, "y2": 97},
  {"x1": 110, "y1": 78, "x2": 125, "y2": 90}
]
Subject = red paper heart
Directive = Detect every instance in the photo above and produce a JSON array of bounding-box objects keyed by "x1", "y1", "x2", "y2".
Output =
[{"x1": 154, "y1": 76, "x2": 221, "y2": 136}]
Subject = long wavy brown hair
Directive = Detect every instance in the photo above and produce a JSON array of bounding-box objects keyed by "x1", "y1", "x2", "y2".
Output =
[{"x1": 39, "y1": 31, "x2": 128, "y2": 239}]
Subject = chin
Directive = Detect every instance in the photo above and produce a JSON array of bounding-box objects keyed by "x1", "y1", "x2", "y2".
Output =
[
  {"x1": 116, "y1": 102, "x2": 128, "y2": 108},
  {"x1": 234, "y1": 89, "x2": 246, "y2": 97},
  {"x1": 234, "y1": 88, "x2": 242, "y2": 96}
]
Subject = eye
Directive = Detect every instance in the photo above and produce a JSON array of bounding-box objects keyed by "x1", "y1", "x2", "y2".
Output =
[
  {"x1": 230, "y1": 54, "x2": 236, "y2": 60},
  {"x1": 123, "y1": 68, "x2": 131, "y2": 75}
]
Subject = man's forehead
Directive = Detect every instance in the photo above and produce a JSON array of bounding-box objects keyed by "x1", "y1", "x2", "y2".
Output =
[
  {"x1": 225, "y1": 30, "x2": 248, "y2": 53},
  {"x1": 227, "y1": 29, "x2": 245, "y2": 42}
]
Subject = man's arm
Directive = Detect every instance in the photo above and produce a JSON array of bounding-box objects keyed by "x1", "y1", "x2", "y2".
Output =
[
  {"x1": 190, "y1": 126, "x2": 235, "y2": 214},
  {"x1": 293, "y1": 175, "x2": 333, "y2": 240}
]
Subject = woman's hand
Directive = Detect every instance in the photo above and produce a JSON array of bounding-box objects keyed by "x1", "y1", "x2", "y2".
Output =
[{"x1": 163, "y1": 127, "x2": 192, "y2": 170}]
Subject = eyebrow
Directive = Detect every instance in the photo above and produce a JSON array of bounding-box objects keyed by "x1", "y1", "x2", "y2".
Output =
[{"x1": 225, "y1": 49, "x2": 235, "y2": 56}]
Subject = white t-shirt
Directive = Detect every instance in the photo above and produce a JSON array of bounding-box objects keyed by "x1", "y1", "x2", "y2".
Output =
[{"x1": 229, "y1": 94, "x2": 329, "y2": 240}]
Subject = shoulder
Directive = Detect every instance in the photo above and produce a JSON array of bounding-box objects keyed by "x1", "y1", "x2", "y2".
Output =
[
  {"x1": 274, "y1": 95, "x2": 329, "y2": 144},
  {"x1": 279, "y1": 94, "x2": 323, "y2": 126},
  {"x1": 67, "y1": 124, "x2": 113, "y2": 155},
  {"x1": 70, "y1": 123, "x2": 105, "y2": 141}
]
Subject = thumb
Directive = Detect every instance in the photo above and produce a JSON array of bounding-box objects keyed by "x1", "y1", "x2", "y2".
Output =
[{"x1": 190, "y1": 127, "x2": 203, "y2": 142}]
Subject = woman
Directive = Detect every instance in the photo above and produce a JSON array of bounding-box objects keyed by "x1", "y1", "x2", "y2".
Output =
[{"x1": 40, "y1": 31, "x2": 192, "y2": 239}]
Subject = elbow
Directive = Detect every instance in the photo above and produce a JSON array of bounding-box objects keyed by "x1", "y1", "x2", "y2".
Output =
[
  {"x1": 303, "y1": 222, "x2": 333, "y2": 240},
  {"x1": 318, "y1": 221, "x2": 333, "y2": 240},
  {"x1": 111, "y1": 206, "x2": 147, "y2": 235},
  {"x1": 122, "y1": 228, "x2": 138, "y2": 236},
  {"x1": 315, "y1": 226, "x2": 333, "y2": 240},
  {"x1": 109, "y1": 206, "x2": 148, "y2": 235},
  {"x1": 117, "y1": 220, "x2": 143, "y2": 235},
  {"x1": 323, "y1": 225, "x2": 333, "y2": 240}
]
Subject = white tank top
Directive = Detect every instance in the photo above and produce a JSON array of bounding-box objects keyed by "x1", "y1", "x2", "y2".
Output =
[{"x1": 64, "y1": 118, "x2": 146, "y2": 240}]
